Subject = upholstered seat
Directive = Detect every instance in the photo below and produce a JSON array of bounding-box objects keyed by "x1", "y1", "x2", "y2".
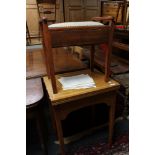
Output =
[{"x1": 48, "y1": 21, "x2": 104, "y2": 28}]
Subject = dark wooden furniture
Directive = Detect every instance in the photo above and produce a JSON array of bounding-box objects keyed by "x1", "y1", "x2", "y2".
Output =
[
  {"x1": 26, "y1": 22, "x2": 31, "y2": 45},
  {"x1": 100, "y1": 0, "x2": 129, "y2": 51},
  {"x1": 112, "y1": 72, "x2": 129, "y2": 117},
  {"x1": 63, "y1": 0, "x2": 101, "y2": 22},
  {"x1": 36, "y1": 0, "x2": 56, "y2": 23},
  {"x1": 26, "y1": 47, "x2": 87, "y2": 79},
  {"x1": 101, "y1": 0, "x2": 122, "y2": 23},
  {"x1": 26, "y1": 78, "x2": 48, "y2": 155},
  {"x1": 43, "y1": 69, "x2": 120, "y2": 155},
  {"x1": 112, "y1": 39, "x2": 128, "y2": 51},
  {"x1": 119, "y1": 0, "x2": 129, "y2": 26},
  {"x1": 36, "y1": 0, "x2": 57, "y2": 40},
  {"x1": 100, "y1": 0, "x2": 128, "y2": 24},
  {"x1": 40, "y1": 16, "x2": 114, "y2": 94},
  {"x1": 83, "y1": 47, "x2": 128, "y2": 74}
]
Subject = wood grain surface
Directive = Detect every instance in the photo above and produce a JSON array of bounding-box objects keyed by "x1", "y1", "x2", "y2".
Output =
[
  {"x1": 43, "y1": 69, "x2": 120, "y2": 105},
  {"x1": 26, "y1": 78, "x2": 44, "y2": 107}
]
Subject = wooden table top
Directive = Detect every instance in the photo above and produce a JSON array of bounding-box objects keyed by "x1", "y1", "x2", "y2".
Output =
[
  {"x1": 43, "y1": 69, "x2": 120, "y2": 105},
  {"x1": 26, "y1": 47, "x2": 87, "y2": 79},
  {"x1": 26, "y1": 78, "x2": 44, "y2": 108}
]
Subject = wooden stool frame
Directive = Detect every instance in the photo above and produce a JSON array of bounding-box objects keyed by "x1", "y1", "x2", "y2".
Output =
[{"x1": 40, "y1": 16, "x2": 115, "y2": 94}]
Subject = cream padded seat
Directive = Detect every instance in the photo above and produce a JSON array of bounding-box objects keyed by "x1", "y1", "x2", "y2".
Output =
[{"x1": 48, "y1": 21, "x2": 104, "y2": 28}]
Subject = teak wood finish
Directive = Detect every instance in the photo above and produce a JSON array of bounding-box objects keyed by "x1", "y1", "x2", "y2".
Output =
[
  {"x1": 40, "y1": 16, "x2": 114, "y2": 94},
  {"x1": 43, "y1": 69, "x2": 120, "y2": 155}
]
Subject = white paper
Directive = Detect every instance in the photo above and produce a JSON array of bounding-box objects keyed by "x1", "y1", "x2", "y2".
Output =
[{"x1": 58, "y1": 74, "x2": 96, "y2": 90}]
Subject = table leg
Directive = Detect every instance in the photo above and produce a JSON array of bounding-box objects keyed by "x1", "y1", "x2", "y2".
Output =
[
  {"x1": 108, "y1": 98, "x2": 116, "y2": 147},
  {"x1": 91, "y1": 105, "x2": 96, "y2": 126},
  {"x1": 36, "y1": 111, "x2": 48, "y2": 155},
  {"x1": 90, "y1": 45, "x2": 95, "y2": 72},
  {"x1": 54, "y1": 110, "x2": 65, "y2": 155}
]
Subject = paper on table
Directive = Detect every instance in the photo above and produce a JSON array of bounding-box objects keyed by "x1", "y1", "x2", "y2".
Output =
[{"x1": 58, "y1": 74, "x2": 96, "y2": 90}]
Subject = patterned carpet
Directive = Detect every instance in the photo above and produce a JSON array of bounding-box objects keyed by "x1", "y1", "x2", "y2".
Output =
[
  {"x1": 66, "y1": 132, "x2": 129, "y2": 155},
  {"x1": 27, "y1": 117, "x2": 129, "y2": 155}
]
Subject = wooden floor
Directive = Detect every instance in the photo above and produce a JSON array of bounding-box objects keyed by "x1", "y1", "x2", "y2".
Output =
[
  {"x1": 27, "y1": 38, "x2": 41, "y2": 45},
  {"x1": 26, "y1": 46, "x2": 87, "y2": 79}
]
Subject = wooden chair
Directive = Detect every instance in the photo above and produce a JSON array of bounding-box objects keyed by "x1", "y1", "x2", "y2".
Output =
[
  {"x1": 26, "y1": 22, "x2": 31, "y2": 45},
  {"x1": 115, "y1": 0, "x2": 129, "y2": 26},
  {"x1": 101, "y1": 0, "x2": 129, "y2": 25},
  {"x1": 100, "y1": 0, "x2": 129, "y2": 51},
  {"x1": 114, "y1": 0, "x2": 129, "y2": 51},
  {"x1": 113, "y1": 0, "x2": 129, "y2": 26},
  {"x1": 36, "y1": 0, "x2": 57, "y2": 39},
  {"x1": 26, "y1": 78, "x2": 48, "y2": 155},
  {"x1": 40, "y1": 16, "x2": 115, "y2": 94},
  {"x1": 36, "y1": 0, "x2": 56, "y2": 23}
]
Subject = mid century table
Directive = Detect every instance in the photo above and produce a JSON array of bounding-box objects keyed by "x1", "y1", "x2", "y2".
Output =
[
  {"x1": 43, "y1": 69, "x2": 120, "y2": 155},
  {"x1": 26, "y1": 78, "x2": 48, "y2": 155}
]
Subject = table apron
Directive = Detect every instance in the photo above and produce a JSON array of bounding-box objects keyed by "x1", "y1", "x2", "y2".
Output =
[{"x1": 53, "y1": 90, "x2": 117, "y2": 120}]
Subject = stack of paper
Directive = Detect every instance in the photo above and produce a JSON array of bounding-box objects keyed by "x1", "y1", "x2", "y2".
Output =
[{"x1": 58, "y1": 74, "x2": 96, "y2": 90}]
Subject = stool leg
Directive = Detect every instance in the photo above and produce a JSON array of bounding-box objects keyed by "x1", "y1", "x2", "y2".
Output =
[
  {"x1": 108, "y1": 99, "x2": 116, "y2": 147},
  {"x1": 104, "y1": 48, "x2": 111, "y2": 82},
  {"x1": 36, "y1": 111, "x2": 48, "y2": 155},
  {"x1": 26, "y1": 22, "x2": 31, "y2": 45},
  {"x1": 54, "y1": 110, "x2": 65, "y2": 155},
  {"x1": 90, "y1": 45, "x2": 95, "y2": 72}
]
